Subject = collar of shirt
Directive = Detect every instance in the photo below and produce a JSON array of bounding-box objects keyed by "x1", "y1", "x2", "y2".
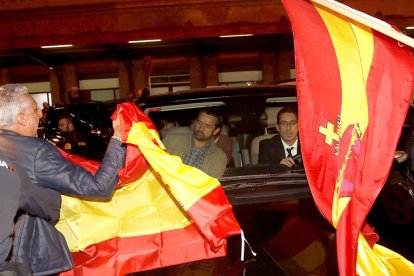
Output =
[
  {"x1": 281, "y1": 138, "x2": 298, "y2": 157},
  {"x1": 183, "y1": 137, "x2": 213, "y2": 169},
  {"x1": 191, "y1": 136, "x2": 214, "y2": 149}
]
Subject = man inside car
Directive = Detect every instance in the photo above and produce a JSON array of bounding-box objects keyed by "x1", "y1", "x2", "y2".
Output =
[
  {"x1": 258, "y1": 106, "x2": 301, "y2": 168},
  {"x1": 162, "y1": 107, "x2": 227, "y2": 178},
  {"x1": 57, "y1": 114, "x2": 87, "y2": 156}
]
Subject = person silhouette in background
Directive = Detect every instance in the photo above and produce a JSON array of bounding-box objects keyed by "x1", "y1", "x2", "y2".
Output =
[
  {"x1": 67, "y1": 86, "x2": 82, "y2": 104},
  {"x1": 57, "y1": 115, "x2": 87, "y2": 156}
]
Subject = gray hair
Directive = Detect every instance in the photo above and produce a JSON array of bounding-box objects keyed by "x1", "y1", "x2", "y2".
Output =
[{"x1": 0, "y1": 84, "x2": 29, "y2": 127}]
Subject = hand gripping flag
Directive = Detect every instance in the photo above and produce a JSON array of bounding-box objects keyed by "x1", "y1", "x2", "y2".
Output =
[
  {"x1": 56, "y1": 102, "x2": 241, "y2": 275},
  {"x1": 281, "y1": 0, "x2": 414, "y2": 275}
]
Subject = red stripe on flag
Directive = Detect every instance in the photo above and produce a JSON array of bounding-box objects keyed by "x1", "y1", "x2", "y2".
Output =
[
  {"x1": 335, "y1": 29, "x2": 414, "y2": 274},
  {"x1": 186, "y1": 185, "x2": 241, "y2": 251},
  {"x1": 61, "y1": 224, "x2": 226, "y2": 275},
  {"x1": 283, "y1": 0, "x2": 342, "y2": 225}
]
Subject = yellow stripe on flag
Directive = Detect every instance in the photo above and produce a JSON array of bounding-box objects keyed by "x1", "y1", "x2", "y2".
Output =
[
  {"x1": 315, "y1": 6, "x2": 372, "y2": 227},
  {"x1": 127, "y1": 122, "x2": 220, "y2": 210},
  {"x1": 356, "y1": 234, "x2": 414, "y2": 275},
  {"x1": 315, "y1": 5, "x2": 414, "y2": 275},
  {"x1": 57, "y1": 169, "x2": 192, "y2": 251},
  {"x1": 56, "y1": 122, "x2": 222, "y2": 251}
]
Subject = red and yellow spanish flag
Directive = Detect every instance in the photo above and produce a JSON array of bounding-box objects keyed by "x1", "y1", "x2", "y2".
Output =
[
  {"x1": 282, "y1": 0, "x2": 414, "y2": 275},
  {"x1": 57, "y1": 103, "x2": 241, "y2": 275}
]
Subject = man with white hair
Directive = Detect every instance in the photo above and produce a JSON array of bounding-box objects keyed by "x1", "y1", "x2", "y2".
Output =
[{"x1": 0, "y1": 83, "x2": 126, "y2": 274}]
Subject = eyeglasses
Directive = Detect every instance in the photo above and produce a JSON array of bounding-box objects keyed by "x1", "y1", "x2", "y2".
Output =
[{"x1": 278, "y1": 120, "x2": 298, "y2": 128}]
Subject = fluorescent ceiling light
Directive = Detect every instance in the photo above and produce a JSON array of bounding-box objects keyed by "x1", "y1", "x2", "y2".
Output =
[
  {"x1": 41, "y1": 44, "x2": 73, "y2": 49},
  {"x1": 128, "y1": 39, "x2": 162, "y2": 43},
  {"x1": 219, "y1": 34, "x2": 253, "y2": 38},
  {"x1": 406, "y1": 26, "x2": 414, "y2": 30}
]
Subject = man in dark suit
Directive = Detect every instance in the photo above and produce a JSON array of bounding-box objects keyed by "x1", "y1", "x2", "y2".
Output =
[{"x1": 258, "y1": 106, "x2": 301, "y2": 168}]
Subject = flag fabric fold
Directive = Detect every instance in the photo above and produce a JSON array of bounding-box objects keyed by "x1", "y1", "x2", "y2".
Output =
[
  {"x1": 57, "y1": 103, "x2": 241, "y2": 275},
  {"x1": 281, "y1": 0, "x2": 414, "y2": 275}
]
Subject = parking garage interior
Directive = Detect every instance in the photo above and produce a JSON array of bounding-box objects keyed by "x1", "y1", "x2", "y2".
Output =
[{"x1": 1, "y1": 1, "x2": 414, "y2": 275}]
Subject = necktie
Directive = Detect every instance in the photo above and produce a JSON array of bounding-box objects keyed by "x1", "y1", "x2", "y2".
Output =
[{"x1": 286, "y1": 147, "x2": 294, "y2": 157}]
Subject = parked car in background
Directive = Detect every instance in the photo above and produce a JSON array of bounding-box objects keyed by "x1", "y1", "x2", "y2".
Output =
[{"x1": 43, "y1": 100, "x2": 130, "y2": 161}]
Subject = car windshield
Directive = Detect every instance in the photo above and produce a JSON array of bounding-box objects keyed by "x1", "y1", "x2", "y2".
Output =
[
  {"x1": 44, "y1": 101, "x2": 121, "y2": 161},
  {"x1": 140, "y1": 85, "x2": 309, "y2": 206},
  {"x1": 143, "y1": 85, "x2": 300, "y2": 175}
]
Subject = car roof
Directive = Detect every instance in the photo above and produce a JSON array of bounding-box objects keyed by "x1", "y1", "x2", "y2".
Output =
[
  {"x1": 53, "y1": 99, "x2": 131, "y2": 109},
  {"x1": 140, "y1": 84, "x2": 297, "y2": 109}
]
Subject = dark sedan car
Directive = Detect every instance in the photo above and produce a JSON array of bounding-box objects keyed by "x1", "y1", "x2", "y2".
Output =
[{"x1": 43, "y1": 100, "x2": 129, "y2": 161}]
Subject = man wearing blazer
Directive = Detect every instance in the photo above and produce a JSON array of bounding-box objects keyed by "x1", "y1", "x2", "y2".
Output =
[
  {"x1": 162, "y1": 108, "x2": 227, "y2": 178},
  {"x1": 258, "y1": 106, "x2": 301, "y2": 168}
]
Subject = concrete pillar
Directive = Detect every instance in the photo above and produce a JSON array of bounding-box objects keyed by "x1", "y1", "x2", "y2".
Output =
[
  {"x1": 262, "y1": 52, "x2": 277, "y2": 84},
  {"x1": 0, "y1": 68, "x2": 11, "y2": 85},
  {"x1": 203, "y1": 55, "x2": 218, "y2": 87},
  {"x1": 132, "y1": 59, "x2": 147, "y2": 95},
  {"x1": 189, "y1": 56, "x2": 202, "y2": 89},
  {"x1": 118, "y1": 61, "x2": 130, "y2": 99},
  {"x1": 276, "y1": 51, "x2": 292, "y2": 82},
  {"x1": 48, "y1": 68, "x2": 61, "y2": 105},
  {"x1": 62, "y1": 64, "x2": 79, "y2": 103}
]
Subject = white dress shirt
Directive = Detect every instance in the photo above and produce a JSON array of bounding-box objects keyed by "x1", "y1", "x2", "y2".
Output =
[{"x1": 281, "y1": 138, "x2": 298, "y2": 157}]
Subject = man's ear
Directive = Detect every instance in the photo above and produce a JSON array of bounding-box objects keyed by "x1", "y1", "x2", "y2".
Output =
[
  {"x1": 213, "y1": 127, "x2": 221, "y2": 136},
  {"x1": 16, "y1": 113, "x2": 26, "y2": 126},
  {"x1": 275, "y1": 123, "x2": 280, "y2": 133}
]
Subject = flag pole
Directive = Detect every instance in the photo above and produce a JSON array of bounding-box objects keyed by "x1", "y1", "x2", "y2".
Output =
[{"x1": 311, "y1": 0, "x2": 414, "y2": 49}]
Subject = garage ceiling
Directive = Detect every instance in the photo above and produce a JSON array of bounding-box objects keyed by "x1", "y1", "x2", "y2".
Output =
[{"x1": 0, "y1": 0, "x2": 413, "y2": 73}]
